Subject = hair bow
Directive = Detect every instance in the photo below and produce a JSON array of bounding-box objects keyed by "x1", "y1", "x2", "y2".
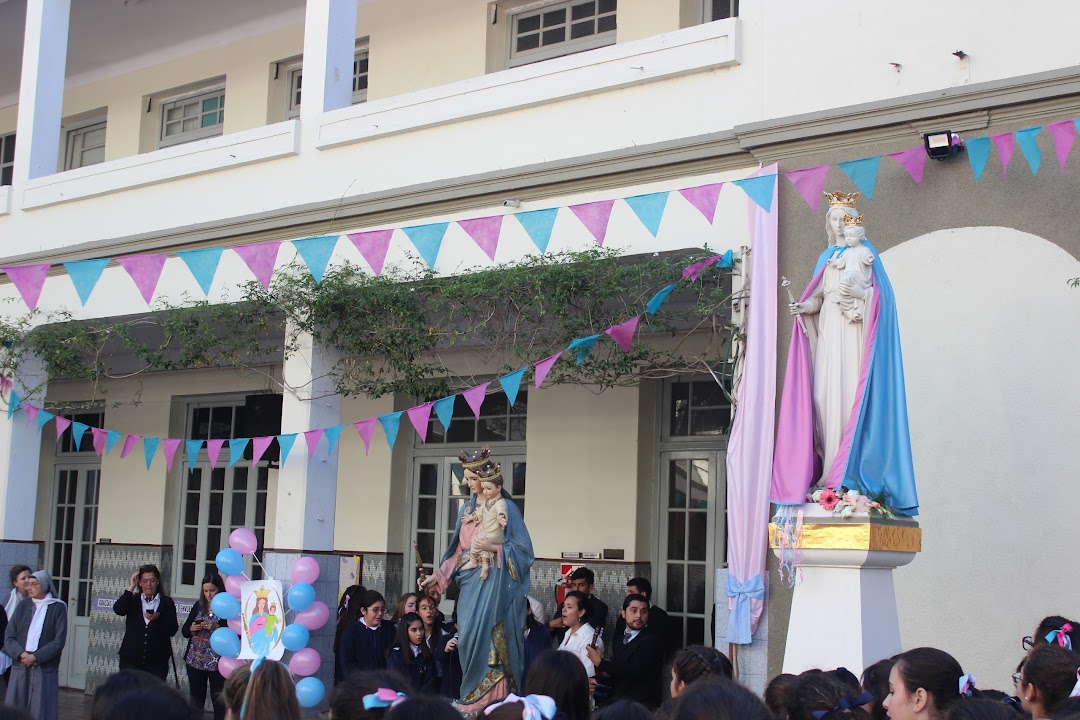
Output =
[
  {"x1": 1045, "y1": 624, "x2": 1074, "y2": 651},
  {"x1": 484, "y1": 694, "x2": 557, "y2": 720},
  {"x1": 1070, "y1": 668, "x2": 1080, "y2": 699},
  {"x1": 958, "y1": 674, "x2": 977, "y2": 697},
  {"x1": 363, "y1": 688, "x2": 407, "y2": 710},
  {"x1": 811, "y1": 692, "x2": 874, "y2": 719}
]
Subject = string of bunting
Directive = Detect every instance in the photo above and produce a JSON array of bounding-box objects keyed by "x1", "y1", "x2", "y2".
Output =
[
  {"x1": 0, "y1": 251, "x2": 734, "y2": 470},
  {"x1": 1, "y1": 117, "x2": 1075, "y2": 314}
]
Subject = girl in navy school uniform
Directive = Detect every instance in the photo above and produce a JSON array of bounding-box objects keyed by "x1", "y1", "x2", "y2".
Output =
[
  {"x1": 339, "y1": 590, "x2": 396, "y2": 678},
  {"x1": 386, "y1": 612, "x2": 438, "y2": 694}
]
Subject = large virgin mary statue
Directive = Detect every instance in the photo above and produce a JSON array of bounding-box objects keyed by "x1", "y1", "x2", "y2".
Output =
[
  {"x1": 772, "y1": 194, "x2": 918, "y2": 515},
  {"x1": 420, "y1": 448, "x2": 534, "y2": 711}
]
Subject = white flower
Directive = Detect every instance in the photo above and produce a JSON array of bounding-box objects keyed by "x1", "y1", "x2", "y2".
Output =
[
  {"x1": 811, "y1": 489, "x2": 823, "y2": 502},
  {"x1": 839, "y1": 505, "x2": 855, "y2": 519}
]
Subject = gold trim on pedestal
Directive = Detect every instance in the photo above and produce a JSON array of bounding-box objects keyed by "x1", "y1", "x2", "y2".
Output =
[{"x1": 769, "y1": 522, "x2": 922, "y2": 552}]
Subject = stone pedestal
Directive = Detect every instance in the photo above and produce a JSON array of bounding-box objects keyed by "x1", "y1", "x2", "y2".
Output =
[{"x1": 771, "y1": 505, "x2": 920, "y2": 674}]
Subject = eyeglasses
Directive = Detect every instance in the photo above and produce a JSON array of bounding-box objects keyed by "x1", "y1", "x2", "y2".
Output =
[
  {"x1": 1022, "y1": 636, "x2": 1035, "y2": 650},
  {"x1": 1012, "y1": 672, "x2": 1022, "y2": 686}
]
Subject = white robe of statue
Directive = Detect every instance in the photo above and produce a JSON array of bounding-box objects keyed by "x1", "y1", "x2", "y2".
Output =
[{"x1": 793, "y1": 222, "x2": 875, "y2": 485}]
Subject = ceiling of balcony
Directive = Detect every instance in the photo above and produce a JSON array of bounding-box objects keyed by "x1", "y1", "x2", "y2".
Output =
[{"x1": 0, "y1": 0, "x2": 308, "y2": 104}]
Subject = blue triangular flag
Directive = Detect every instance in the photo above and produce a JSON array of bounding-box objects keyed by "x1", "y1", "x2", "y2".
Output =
[
  {"x1": 378, "y1": 412, "x2": 403, "y2": 450},
  {"x1": 176, "y1": 248, "x2": 225, "y2": 297},
  {"x1": 567, "y1": 334, "x2": 602, "y2": 365},
  {"x1": 624, "y1": 192, "x2": 669, "y2": 237},
  {"x1": 36, "y1": 410, "x2": 54, "y2": 432},
  {"x1": 106, "y1": 430, "x2": 124, "y2": 454},
  {"x1": 731, "y1": 175, "x2": 776, "y2": 211},
  {"x1": 836, "y1": 157, "x2": 882, "y2": 199},
  {"x1": 514, "y1": 209, "x2": 559, "y2": 253},
  {"x1": 433, "y1": 396, "x2": 456, "y2": 432},
  {"x1": 228, "y1": 438, "x2": 250, "y2": 468},
  {"x1": 1015, "y1": 127, "x2": 1042, "y2": 175},
  {"x1": 292, "y1": 235, "x2": 339, "y2": 284},
  {"x1": 645, "y1": 283, "x2": 678, "y2": 314},
  {"x1": 966, "y1": 137, "x2": 991, "y2": 183},
  {"x1": 71, "y1": 421, "x2": 89, "y2": 448},
  {"x1": 185, "y1": 440, "x2": 203, "y2": 472},
  {"x1": 324, "y1": 425, "x2": 344, "y2": 455},
  {"x1": 402, "y1": 223, "x2": 449, "y2": 269},
  {"x1": 63, "y1": 258, "x2": 111, "y2": 306},
  {"x1": 143, "y1": 437, "x2": 161, "y2": 470},
  {"x1": 499, "y1": 368, "x2": 527, "y2": 407},
  {"x1": 276, "y1": 433, "x2": 297, "y2": 463},
  {"x1": 716, "y1": 249, "x2": 734, "y2": 268},
  {"x1": 6, "y1": 391, "x2": 20, "y2": 419}
]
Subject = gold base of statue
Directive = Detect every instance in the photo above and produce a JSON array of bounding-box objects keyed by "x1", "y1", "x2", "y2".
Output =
[{"x1": 769, "y1": 521, "x2": 921, "y2": 553}]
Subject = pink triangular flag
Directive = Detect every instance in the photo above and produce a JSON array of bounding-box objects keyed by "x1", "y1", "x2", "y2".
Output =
[
  {"x1": 683, "y1": 255, "x2": 722, "y2": 282},
  {"x1": 1046, "y1": 120, "x2": 1076, "y2": 171},
  {"x1": 678, "y1": 183, "x2": 724, "y2": 222},
  {"x1": 91, "y1": 427, "x2": 107, "y2": 456},
  {"x1": 252, "y1": 436, "x2": 274, "y2": 464},
  {"x1": 888, "y1": 148, "x2": 927, "y2": 187},
  {"x1": 458, "y1": 216, "x2": 504, "y2": 261},
  {"x1": 991, "y1": 132, "x2": 1015, "y2": 177},
  {"x1": 462, "y1": 382, "x2": 490, "y2": 417},
  {"x1": 783, "y1": 166, "x2": 831, "y2": 211},
  {"x1": 115, "y1": 254, "x2": 167, "y2": 305},
  {"x1": 233, "y1": 241, "x2": 282, "y2": 289},
  {"x1": 605, "y1": 315, "x2": 641, "y2": 353},
  {"x1": 534, "y1": 353, "x2": 562, "y2": 389},
  {"x1": 353, "y1": 419, "x2": 376, "y2": 454},
  {"x1": 23, "y1": 403, "x2": 39, "y2": 429},
  {"x1": 347, "y1": 230, "x2": 395, "y2": 276},
  {"x1": 163, "y1": 438, "x2": 183, "y2": 472},
  {"x1": 302, "y1": 429, "x2": 324, "y2": 459},
  {"x1": 569, "y1": 200, "x2": 616, "y2": 246},
  {"x1": 1, "y1": 264, "x2": 51, "y2": 312},
  {"x1": 121, "y1": 434, "x2": 141, "y2": 459},
  {"x1": 206, "y1": 438, "x2": 225, "y2": 468},
  {"x1": 407, "y1": 402, "x2": 434, "y2": 443},
  {"x1": 54, "y1": 416, "x2": 72, "y2": 442}
]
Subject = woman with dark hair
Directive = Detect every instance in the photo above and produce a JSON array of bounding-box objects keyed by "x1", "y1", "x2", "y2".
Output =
[
  {"x1": 114, "y1": 563, "x2": 179, "y2": 680},
  {"x1": 524, "y1": 650, "x2": 591, "y2": 720},
  {"x1": 884, "y1": 647, "x2": 975, "y2": 720},
  {"x1": 182, "y1": 573, "x2": 228, "y2": 720},
  {"x1": 765, "y1": 673, "x2": 800, "y2": 720},
  {"x1": 945, "y1": 699, "x2": 1023, "y2": 720},
  {"x1": 594, "y1": 700, "x2": 655, "y2": 720},
  {"x1": 669, "y1": 645, "x2": 733, "y2": 699},
  {"x1": 90, "y1": 668, "x2": 163, "y2": 720},
  {"x1": 390, "y1": 593, "x2": 419, "y2": 625},
  {"x1": 556, "y1": 591, "x2": 600, "y2": 679},
  {"x1": 327, "y1": 669, "x2": 410, "y2": 720},
  {"x1": 3, "y1": 571, "x2": 67, "y2": 720},
  {"x1": 108, "y1": 683, "x2": 202, "y2": 720},
  {"x1": 672, "y1": 677, "x2": 773, "y2": 720},
  {"x1": 220, "y1": 659, "x2": 301, "y2": 720},
  {"x1": 335, "y1": 584, "x2": 366, "y2": 684},
  {"x1": 788, "y1": 670, "x2": 872, "y2": 720},
  {"x1": 387, "y1": 612, "x2": 438, "y2": 694},
  {"x1": 863, "y1": 658, "x2": 898, "y2": 720},
  {"x1": 341, "y1": 590, "x2": 396, "y2": 676},
  {"x1": 1018, "y1": 644, "x2": 1080, "y2": 720},
  {"x1": 385, "y1": 695, "x2": 461, "y2": 720},
  {"x1": 1028, "y1": 618, "x2": 1079, "y2": 655}
]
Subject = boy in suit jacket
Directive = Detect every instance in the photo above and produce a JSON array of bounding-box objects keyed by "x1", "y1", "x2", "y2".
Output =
[{"x1": 586, "y1": 594, "x2": 664, "y2": 710}]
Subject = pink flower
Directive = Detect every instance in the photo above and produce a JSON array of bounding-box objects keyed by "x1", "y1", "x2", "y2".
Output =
[
  {"x1": 854, "y1": 496, "x2": 871, "y2": 514},
  {"x1": 819, "y1": 488, "x2": 840, "y2": 511}
]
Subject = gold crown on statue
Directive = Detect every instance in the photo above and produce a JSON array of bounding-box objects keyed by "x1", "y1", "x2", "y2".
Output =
[
  {"x1": 476, "y1": 461, "x2": 503, "y2": 484},
  {"x1": 824, "y1": 191, "x2": 861, "y2": 208},
  {"x1": 458, "y1": 447, "x2": 491, "y2": 471},
  {"x1": 254, "y1": 586, "x2": 271, "y2": 599},
  {"x1": 842, "y1": 214, "x2": 865, "y2": 227}
]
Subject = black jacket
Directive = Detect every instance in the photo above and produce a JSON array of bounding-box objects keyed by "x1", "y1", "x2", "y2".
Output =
[
  {"x1": 387, "y1": 646, "x2": 438, "y2": 694},
  {"x1": 597, "y1": 628, "x2": 664, "y2": 710},
  {"x1": 615, "y1": 604, "x2": 677, "y2": 659},
  {"x1": 339, "y1": 619, "x2": 395, "y2": 677},
  {"x1": 114, "y1": 591, "x2": 179, "y2": 666}
]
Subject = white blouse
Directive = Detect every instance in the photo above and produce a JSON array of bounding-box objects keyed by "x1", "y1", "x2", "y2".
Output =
[{"x1": 558, "y1": 622, "x2": 603, "y2": 678}]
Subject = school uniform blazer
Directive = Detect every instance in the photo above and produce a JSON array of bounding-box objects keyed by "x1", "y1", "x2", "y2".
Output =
[
  {"x1": 435, "y1": 631, "x2": 463, "y2": 699},
  {"x1": 113, "y1": 591, "x2": 179, "y2": 666},
  {"x1": 387, "y1": 646, "x2": 438, "y2": 694},
  {"x1": 339, "y1": 619, "x2": 395, "y2": 677},
  {"x1": 3, "y1": 598, "x2": 67, "y2": 670},
  {"x1": 596, "y1": 628, "x2": 664, "y2": 710}
]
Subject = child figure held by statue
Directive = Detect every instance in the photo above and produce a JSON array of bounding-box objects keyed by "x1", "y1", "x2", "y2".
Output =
[{"x1": 460, "y1": 463, "x2": 508, "y2": 580}]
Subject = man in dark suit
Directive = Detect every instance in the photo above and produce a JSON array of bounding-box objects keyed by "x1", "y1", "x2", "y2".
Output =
[
  {"x1": 614, "y1": 577, "x2": 678, "y2": 660},
  {"x1": 586, "y1": 594, "x2": 664, "y2": 710}
]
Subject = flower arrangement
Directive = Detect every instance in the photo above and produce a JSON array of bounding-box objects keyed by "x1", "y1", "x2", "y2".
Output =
[{"x1": 808, "y1": 487, "x2": 895, "y2": 519}]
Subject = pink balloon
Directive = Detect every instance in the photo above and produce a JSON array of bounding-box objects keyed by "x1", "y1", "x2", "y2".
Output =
[
  {"x1": 290, "y1": 557, "x2": 320, "y2": 585},
  {"x1": 218, "y1": 656, "x2": 246, "y2": 679},
  {"x1": 294, "y1": 601, "x2": 330, "y2": 631},
  {"x1": 224, "y1": 574, "x2": 243, "y2": 599},
  {"x1": 229, "y1": 528, "x2": 259, "y2": 556},
  {"x1": 288, "y1": 647, "x2": 322, "y2": 677},
  {"x1": 228, "y1": 618, "x2": 242, "y2": 635}
]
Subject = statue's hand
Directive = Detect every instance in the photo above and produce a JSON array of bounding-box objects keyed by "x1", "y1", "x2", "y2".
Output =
[
  {"x1": 419, "y1": 575, "x2": 438, "y2": 590},
  {"x1": 789, "y1": 302, "x2": 808, "y2": 316},
  {"x1": 838, "y1": 280, "x2": 865, "y2": 299}
]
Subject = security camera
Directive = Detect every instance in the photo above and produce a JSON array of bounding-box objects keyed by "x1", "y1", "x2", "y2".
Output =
[{"x1": 502, "y1": 199, "x2": 522, "y2": 208}]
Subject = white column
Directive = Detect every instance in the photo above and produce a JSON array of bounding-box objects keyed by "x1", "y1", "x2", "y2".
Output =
[
  {"x1": 273, "y1": 328, "x2": 341, "y2": 551},
  {"x1": 0, "y1": 354, "x2": 47, "y2": 540},
  {"x1": 299, "y1": 0, "x2": 358, "y2": 141},
  {"x1": 13, "y1": 0, "x2": 71, "y2": 188}
]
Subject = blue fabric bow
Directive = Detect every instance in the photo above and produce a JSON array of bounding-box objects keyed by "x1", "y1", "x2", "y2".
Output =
[
  {"x1": 725, "y1": 573, "x2": 764, "y2": 645},
  {"x1": 363, "y1": 688, "x2": 407, "y2": 710},
  {"x1": 959, "y1": 674, "x2": 977, "y2": 697},
  {"x1": 812, "y1": 692, "x2": 874, "y2": 719},
  {"x1": 484, "y1": 694, "x2": 557, "y2": 720}
]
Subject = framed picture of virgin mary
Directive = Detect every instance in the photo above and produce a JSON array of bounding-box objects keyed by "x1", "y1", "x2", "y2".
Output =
[{"x1": 239, "y1": 580, "x2": 286, "y2": 660}]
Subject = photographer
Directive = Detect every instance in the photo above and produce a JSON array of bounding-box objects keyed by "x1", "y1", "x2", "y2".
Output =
[{"x1": 113, "y1": 564, "x2": 179, "y2": 680}]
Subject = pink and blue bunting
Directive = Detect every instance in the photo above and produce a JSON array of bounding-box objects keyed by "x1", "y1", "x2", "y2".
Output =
[
  {"x1": 23, "y1": 403, "x2": 38, "y2": 428},
  {"x1": 228, "y1": 438, "x2": 249, "y2": 468},
  {"x1": 90, "y1": 427, "x2": 105, "y2": 455},
  {"x1": 143, "y1": 437, "x2": 161, "y2": 470},
  {"x1": 433, "y1": 396, "x2": 456, "y2": 432},
  {"x1": 164, "y1": 438, "x2": 182, "y2": 472},
  {"x1": 991, "y1": 132, "x2": 1015, "y2": 176},
  {"x1": 106, "y1": 430, "x2": 124, "y2": 454},
  {"x1": 624, "y1": 192, "x2": 669, "y2": 237},
  {"x1": 251, "y1": 436, "x2": 274, "y2": 465},
  {"x1": 605, "y1": 315, "x2": 640, "y2": 352},
  {"x1": 348, "y1": 229, "x2": 394, "y2": 277},
  {"x1": 533, "y1": 353, "x2": 561, "y2": 389},
  {"x1": 569, "y1": 200, "x2": 615, "y2": 246},
  {"x1": 292, "y1": 236, "x2": 340, "y2": 285},
  {"x1": 407, "y1": 403, "x2": 433, "y2": 443},
  {"x1": 731, "y1": 175, "x2": 776, "y2": 211},
  {"x1": 185, "y1": 439, "x2": 203, "y2": 472},
  {"x1": 206, "y1": 439, "x2": 225, "y2": 469},
  {"x1": 462, "y1": 383, "x2": 489, "y2": 417},
  {"x1": 276, "y1": 433, "x2": 298, "y2": 463},
  {"x1": 458, "y1": 217, "x2": 504, "y2": 261},
  {"x1": 0, "y1": 265, "x2": 50, "y2": 312},
  {"x1": 54, "y1": 416, "x2": 71, "y2": 441},
  {"x1": 1014, "y1": 127, "x2": 1042, "y2": 175},
  {"x1": 353, "y1": 419, "x2": 376, "y2": 455},
  {"x1": 176, "y1": 248, "x2": 225, "y2": 296},
  {"x1": 888, "y1": 147, "x2": 927, "y2": 187},
  {"x1": 513, "y1": 208, "x2": 559, "y2": 254},
  {"x1": 784, "y1": 165, "x2": 831, "y2": 212},
  {"x1": 62, "y1": 258, "x2": 110, "y2": 305},
  {"x1": 71, "y1": 421, "x2": 89, "y2": 449},
  {"x1": 116, "y1": 254, "x2": 167, "y2": 305},
  {"x1": 645, "y1": 283, "x2": 677, "y2": 314},
  {"x1": 402, "y1": 223, "x2": 449, "y2": 270},
  {"x1": 324, "y1": 424, "x2": 344, "y2": 455},
  {"x1": 836, "y1": 157, "x2": 881, "y2": 199},
  {"x1": 567, "y1": 334, "x2": 602, "y2": 365},
  {"x1": 1046, "y1": 120, "x2": 1076, "y2": 172},
  {"x1": 378, "y1": 412, "x2": 403, "y2": 450},
  {"x1": 303, "y1": 429, "x2": 324, "y2": 458},
  {"x1": 967, "y1": 136, "x2": 991, "y2": 182},
  {"x1": 679, "y1": 183, "x2": 723, "y2": 222},
  {"x1": 498, "y1": 368, "x2": 526, "y2": 407},
  {"x1": 37, "y1": 410, "x2": 54, "y2": 432},
  {"x1": 233, "y1": 241, "x2": 282, "y2": 290}
]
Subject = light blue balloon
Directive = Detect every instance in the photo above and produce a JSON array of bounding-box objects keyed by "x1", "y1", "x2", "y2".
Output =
[
  {"x1": 281, "y1": 623, "x2": 310, "y2": 652},
  {"x1": 210, "y1": 592, "x2": 241, "y2": 620},
  {"x1": 210, "y1": 627, "x2": 241, "y2": 658},
  {"x1": 215, "y1": 548, "x2": 244, "y2": 577},
  {"x1": 296, "y1": 677, "x2": 325, "y2": 708},
  {"x1": 287, "y1": 582, "x2": 315, "y2": 612}
]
